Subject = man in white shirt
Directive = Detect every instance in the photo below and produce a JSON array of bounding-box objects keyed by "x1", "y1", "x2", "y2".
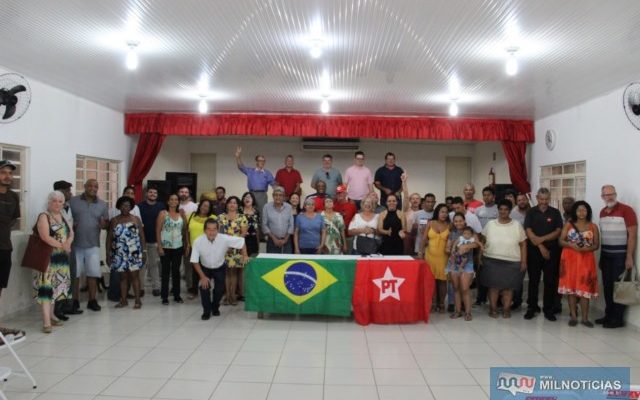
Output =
[
  {"x1": 178, "y1": 186, "x2": 198, "y2": 215},
  {"x1": 510, "y1": 193, "x2": 530, "y2": 225},
  {"x1": 449, "y1": 197, "x2": 482, "y2": 233},
  {"x1": 191, "y1": 218, "x2": 248, "y2": 319}
]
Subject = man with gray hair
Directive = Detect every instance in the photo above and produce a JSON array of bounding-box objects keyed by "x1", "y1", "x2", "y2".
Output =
[
  {"x1": 597, "y1": 184, "x2": 637, "y2": 328},
  {"x1": 463, "y1": 183, "x2": 483, "y2": 214},
  {"x1": 523, "y1": 188, "x2": 563, "y2": 321},
  {"x1": 262, "y1": 186, "x2": 294, "y2": 254}
]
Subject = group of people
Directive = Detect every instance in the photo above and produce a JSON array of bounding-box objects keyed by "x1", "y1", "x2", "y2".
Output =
[{"x1": 0, "y1": 150, "x2": 636, "y2": 334}]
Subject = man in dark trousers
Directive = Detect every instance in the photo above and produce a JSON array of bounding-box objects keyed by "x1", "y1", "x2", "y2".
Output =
[{"x1": 524, "y1": 188, "x2": 563, "y2": 321}]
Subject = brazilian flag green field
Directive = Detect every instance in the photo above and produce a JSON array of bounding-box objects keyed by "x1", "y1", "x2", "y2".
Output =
[{"x1": 245, "y1": 257, "x2": 356, "y2": 317}]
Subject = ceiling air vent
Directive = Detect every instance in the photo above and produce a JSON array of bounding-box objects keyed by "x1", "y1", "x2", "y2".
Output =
[{"x1": 301, "y1": 138, "x2": 360, "y2": 152}]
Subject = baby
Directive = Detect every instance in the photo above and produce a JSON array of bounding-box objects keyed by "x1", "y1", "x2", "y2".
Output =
[{"x1": 451, "y1": 226, "x2": 475, "y2": 272}]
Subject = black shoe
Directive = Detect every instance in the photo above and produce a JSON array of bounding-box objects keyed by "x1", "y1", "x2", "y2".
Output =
[
  {"x1": 447, "y1": 304, "x2": 455, "y2": 313},
  {"x1": 603, "y1": 320, "x2": 625, "y2": 329},
  {"x1": 553, "y1": 307, "x2": 562, "y2": 315},
  {"x1": 152, "y1": 289, "x2": 161, "y2": 297},
  {"x1": 87, "y1": 300, "x2": 101, "y2": 312},
  {"x1": 237, "y1": 295, "x2": 245, "y2": 302},
  {"x1": 511, "y1": 302, "x2": 522, "y2": 311},
  {"x1": 68, "y1": 300, "x2": 83, "y2": 315},
  {"x1": 212, "y1": 310, "x2": 221, "y2": 316},
  {"x1": 201, "y1": 312, "x2": 211, "y2": 321},
  {"x1": 174, "y1": 296, "x2": 184, "y2": 304},
  {"x1": 544, "y1": 313, "x2": 557, "y2": 321},
  {"x1": 524, "y1": 309, "x2": 536, "y2": 320},
  {"x1": 140, "y1": 290, "x2": 145, "y2": 298},
  {"x1": 162, "y1": 299, "x2": 169, "y2": 305},
  {"x1": 473, "y1": 300, "x2": 484, "y2": 306},
  {"x1": 54, "y1": 303, "x2": 69, "y2": 321},
  {"x1": 595, "y1": 316, "x2": 609, "y2": 325}
]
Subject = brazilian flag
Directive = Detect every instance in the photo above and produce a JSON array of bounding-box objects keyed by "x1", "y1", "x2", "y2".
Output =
[{"x1": 245, "y1": 257, "x2": 356, "y2": 316}]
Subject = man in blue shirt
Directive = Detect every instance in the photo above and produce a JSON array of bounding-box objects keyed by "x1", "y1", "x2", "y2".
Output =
[
  {"x1": 311, "y1": 154, "x2": 342, "y2": 198},
  {"x1": 235, "y1": 146, "x2": 274, "y2": 214},
  {"x1": 138, "y1": 185, "x2": 165, "y2": 297}
]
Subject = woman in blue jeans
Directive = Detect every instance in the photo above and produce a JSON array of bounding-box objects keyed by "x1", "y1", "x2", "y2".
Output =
[
  {"x1": 294, "y1": 198, "x2": 326, "y2": 254},
  {"x1": 155, "y1": 193, "x2": 188, "y2": 305}
]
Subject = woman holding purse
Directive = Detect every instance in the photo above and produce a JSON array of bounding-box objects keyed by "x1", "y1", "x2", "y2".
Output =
[{"x1": 34, "y1": 191, "x2": 74, "y2": 333}]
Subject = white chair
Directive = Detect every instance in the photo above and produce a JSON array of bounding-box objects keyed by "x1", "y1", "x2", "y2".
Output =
[{"x1": 0, "y1": 331, "x2": 37, "y2": 398}]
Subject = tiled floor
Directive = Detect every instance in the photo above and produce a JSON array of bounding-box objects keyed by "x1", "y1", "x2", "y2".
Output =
[{"x1": 1, "y1": 298, "x2": 640, "y2": 400}]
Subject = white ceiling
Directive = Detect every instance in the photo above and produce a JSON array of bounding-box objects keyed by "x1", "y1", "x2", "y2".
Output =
[{"x1": 1, "y1": 0, "x2": 639, "y2": 119}]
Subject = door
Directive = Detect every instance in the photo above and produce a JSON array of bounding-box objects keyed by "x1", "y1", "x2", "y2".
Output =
[
  {"x1": 190, "y1": 153, "x2": 216, "y2": 201},
  {"x1": 445, "y1": 157, "x2": 471, "y2": 197}
]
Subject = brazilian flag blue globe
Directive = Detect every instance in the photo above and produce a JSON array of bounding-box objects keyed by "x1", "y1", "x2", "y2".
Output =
[{"x1": 245, "y1": 258, "x2": 356, "y2": 316}]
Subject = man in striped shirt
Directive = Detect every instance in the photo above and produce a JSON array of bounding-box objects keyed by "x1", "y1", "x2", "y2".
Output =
[{"x1": 597, "y1": 184, "x2": 637, "y2": 329}]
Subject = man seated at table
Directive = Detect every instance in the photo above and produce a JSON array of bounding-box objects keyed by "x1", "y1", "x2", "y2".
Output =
[{"x1": 190, "y1": 218, "x2": 248, "y2": 320}]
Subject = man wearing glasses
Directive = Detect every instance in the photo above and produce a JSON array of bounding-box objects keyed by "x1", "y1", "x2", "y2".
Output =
[
  {"x1": 311, "y1": 154, "x2": 342, "y2": 198},
  {"x1": 235, "y1": 146, "x2": 275, "y2": 214},
  {"x1": 343, "y1": 151, "x2": 374, "y2": 210},
  {"x1": 597, "y1": 185, "x2": 637, "y2": 329}
]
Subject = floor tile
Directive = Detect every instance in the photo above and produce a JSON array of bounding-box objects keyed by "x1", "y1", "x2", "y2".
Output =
[
  {"x1": 422, "y1": 368, "x2": 476, "y2": 386},
  {"x1": 210, "y1": 382, "x2": 270, "y2": 400},
  {"x1": 154, "y1": 379, "x2": 217, "y2": 400},
  {"x1": 373, "y1": 368, "x2": 426, "y2": 386},
  {"x1": 378, "y1": 385, "x2": 434, "y2": 400},
  {"x1": 48, "y1": 374, "x2": 116, "y2": 395},
  {"x1": 124, "y1": 361, "x2": 181, "y2": 379},
  {"x1": 273, "y1": 366, "x2": 324, "y2": 384},
  {"x1": 101, "y1": 376, "x2": 167, "y2": 398},
  {"x1": 324, "y1": 368, "x2": 375, "y2": 385},
  {"x1": 222, "y1": 365, "x2": 276, "y2": 383},
  {"x1": 323, "y1": 384, "x2": 379, "y2": 400},
  {"x1": 232, "y1": 351, "x2": 281, "y2": 366},
  {"x1": 429, "y1": 385, "x2": 488, "y2": 400},
  {"x1": 266, "y1": 383, "x2": 323, "y2": 400},
  {"x1": 172, "y1": 363, "x2": 227, "y2": 382}
]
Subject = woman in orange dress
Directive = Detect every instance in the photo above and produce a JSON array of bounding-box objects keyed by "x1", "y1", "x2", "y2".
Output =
[
  {"x1": 421, "y1": 203, "x2": 450, "y2": 313},
  {"x1": 558, "y1": 201, "x2": 599, "y2": 327}
]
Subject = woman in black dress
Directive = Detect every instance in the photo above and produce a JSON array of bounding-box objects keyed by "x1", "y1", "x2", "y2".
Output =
[{"x1": 377, "y1": 194, "x2": 406, "y2": 255}]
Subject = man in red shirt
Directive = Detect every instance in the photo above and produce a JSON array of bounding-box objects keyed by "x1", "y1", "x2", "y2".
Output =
[
  {"x1": 333, "y1": 184, "x2": 357, "y2": 237},
  {"x1": 274, "y1": 154, "x2": 303, "y2": 200},
  {"x1": 463, "y1": 183, "x2": 483, "y2": 213}
]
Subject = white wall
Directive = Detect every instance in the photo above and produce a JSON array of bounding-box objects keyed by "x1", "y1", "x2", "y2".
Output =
[
  {"x1": 532, "y1": 84, "x2": 640, "y2": 328},
  {"x1": 145, "y1": 137, "x2": 509, "y2": 203},
  {"x1": 0, "y1": 66, "x2": 130, "y2": 318}
]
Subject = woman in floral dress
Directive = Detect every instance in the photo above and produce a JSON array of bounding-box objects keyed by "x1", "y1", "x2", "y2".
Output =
[
  {"x1": 218, "y1": 196, "x2": 248, "y2": 305},
  {"x1": 322, "y1": 198, "x2": 347, "y2": 255},
  {"x1": 106, "y1": 196, "x2": 146, "y2": 309},
  {"x1": 34, "y1": 191, "x2": 74, "y2": 333}
]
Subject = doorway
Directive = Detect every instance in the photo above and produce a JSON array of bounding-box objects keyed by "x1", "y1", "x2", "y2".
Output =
[
  {"x1": 445, "y1": 157, "x2": 471, "y2": 197},
  {"x1": 190, "y1": 153, "x2": 216, "y2": 201}
]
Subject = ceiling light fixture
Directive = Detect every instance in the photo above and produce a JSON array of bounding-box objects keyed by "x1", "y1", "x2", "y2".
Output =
[
  {"x1": 309, "y1": 38, "x2": 324, "y2": 59},
  {"x1": 449, "y1": 101, "x2": 459, "y2": 117},
  {"x1": 319, "y1": 71, "x2": 331, "y2": 97},
  {"x1": 198, "y1": 97, "x2": 208, "y2": 114},
  {"x1": 125, "y1": 40, "x2": 140, "y2": 70},
  {"x1": 320, "y1": 99, "x2": 330, "y2": 114},
  {"x1": 505, "y1": 46, "x2": 519, "y2": 76},
  {"x1": 449, "y1": 75, "x2": 461, "y2": 100}
]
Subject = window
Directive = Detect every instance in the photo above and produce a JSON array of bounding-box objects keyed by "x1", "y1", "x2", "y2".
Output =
[
  {"x1": 540, "y1": 161, "x2": 586, "y2": 209},
  {"x1": 76, "y1": 155, "x2": 120, "y2": 208},
  {"x1": 0, "y1": 144, "x2": 27, "y2": 231}
]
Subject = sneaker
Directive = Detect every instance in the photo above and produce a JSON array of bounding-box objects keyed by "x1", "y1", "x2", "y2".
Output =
[
  {"x1": 212, "y1": 310, "x2": 221, "y2": 316},
  {"x1": 201, "y1": 312, "x2": 210, "y2": 321},
  {"x1": 595, "y1": 316, "x2": 609, "y2": 325},
  {"x1": 524, "y1": 309, "x2": 536, "y2": 320},
  {"x1": 152, "y1": 289, "x2": 161, "y2": 297},
  {"x1": 544, "y1": 313, "x2": 557, "y2": 321},
  {"x1": 87, "y1": 300, "x2": 101, "y2": 312}
]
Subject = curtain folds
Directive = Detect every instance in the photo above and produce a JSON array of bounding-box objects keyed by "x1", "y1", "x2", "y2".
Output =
[
  {"x1": 125, "y1": 113, "x2": 534, "y2": 142},
  {"x1": 501, "y1": 140, "x2": 531, "y2": 194},
  {"x1": 127, "y1": 132, "x2": 165, "y2": 202}
]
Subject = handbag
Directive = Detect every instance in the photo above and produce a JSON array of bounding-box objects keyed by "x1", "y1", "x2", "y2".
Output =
[
  {"x1": 21, "y1": 213, "x2": 53, "y2": 273},
  {"x1": 355, "y1": 235, "x2": 379, "y2": 255},
  {"x1": 613, "y1": 268, "x2": 640, "y2": 306}
]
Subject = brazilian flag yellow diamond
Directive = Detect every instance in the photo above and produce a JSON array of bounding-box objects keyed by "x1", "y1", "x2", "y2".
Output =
[{"x1": 261, "y1": 260, "x2": 338, "y2": 305}]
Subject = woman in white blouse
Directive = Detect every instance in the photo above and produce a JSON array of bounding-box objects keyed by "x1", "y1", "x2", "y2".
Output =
[{"x1": 348, "y1": 197, "x2": 379, "y2": 255}]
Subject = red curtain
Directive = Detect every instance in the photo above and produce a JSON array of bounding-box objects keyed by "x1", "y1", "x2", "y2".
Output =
[
  {"x1": 502, "y1": 140, "x2": 531, "y2": 194},
  {"x1": 127, "y1": 132, "x2": 166, "y2": 202},
  {"x1": 125, "y1": 113, "x2": 534, "y2": 142}
]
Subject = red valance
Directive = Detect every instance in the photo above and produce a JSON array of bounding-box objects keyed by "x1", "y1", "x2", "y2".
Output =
[{"x1": 125, "y1": 113, "x2": 534, "y2": 142}]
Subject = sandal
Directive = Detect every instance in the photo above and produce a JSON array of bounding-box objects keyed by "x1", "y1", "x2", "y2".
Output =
[
  {"x1": 503, "y1": 311, "x2": 511, "y2": 319},
  {"x1": 0, "y1": 327, "x2": 26, "y2": 340},
  {"x1": 581, "y1": 320, "x2": 594, "y2": 328},
  {"x1": 489, "y1": 310, "x2": 499, "y2": 319},
  {"x1": 51, "y1": 319, "x2": 63, "y2": 327},
  {"x1": 115, "y1": 301, "x2": 129, "y2": 308},
  {"x1": 438, "y1": 304, "x2": 446, "y2": 314},
  {"x1": 449, "y1": 312, "x2": 463, "y2": 319},
  {"x1": 133, "y1": 302, "x2": 142, "y2": 309},
  {"x1": 42, "y1": 326, "x2": 52, "y2": 334},
  {"x1": 464, "y1": 313, "x2": 473, "y2": 321}
]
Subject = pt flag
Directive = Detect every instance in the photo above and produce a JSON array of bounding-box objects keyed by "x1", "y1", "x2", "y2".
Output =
[
  {"x1": 245, "y1": 257, "x2": 356, "y2": 317},
  {"x1": 352, "y1": 259, "x2": 435, "y2": 325}
]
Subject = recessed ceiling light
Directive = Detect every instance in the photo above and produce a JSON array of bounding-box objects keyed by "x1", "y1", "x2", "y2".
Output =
[
  {"x1": 320, "y1": 99, "x2": 330, "y2": 114},
  {"x1": 449, "y1": 102, "x2": 459, "y2": 117},
  {"x1": 506, "y1": 46, "x2": 519, "y2": 76},
  {"x1": 125, "y1": 40, "x2": 139, "y2": 70},
  {"x1": 198, "y1": 97, "x2": 208, "y2": 114},
  {"x1": 449, "y1": 75, "x2": 461, "y2": 100},
  {"x1": 320, "y1": 71, "x2": 331, "y2": 97}
]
